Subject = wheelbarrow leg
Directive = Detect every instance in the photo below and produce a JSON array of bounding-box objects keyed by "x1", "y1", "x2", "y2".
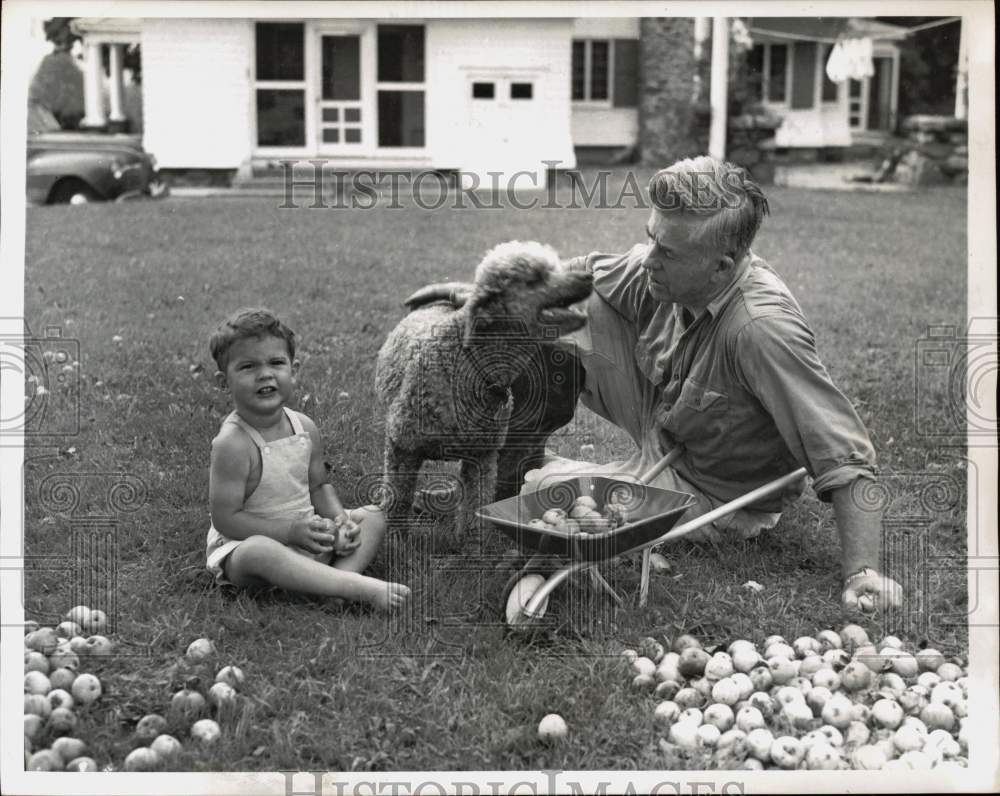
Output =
[{"x1": 587, "y1": 567, "x2": 624, "y2": 607}]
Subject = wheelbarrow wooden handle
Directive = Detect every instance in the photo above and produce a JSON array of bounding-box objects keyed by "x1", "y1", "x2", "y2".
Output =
[
  {"x1": 638, "y1": 446, "x2": 683, "y2": 485},
  {"x1": 637, "y1": 466, "x2": 808, "y2": 607},
  {"x1": 648, "y1": 467, "x2": 808, "y2": 548}
]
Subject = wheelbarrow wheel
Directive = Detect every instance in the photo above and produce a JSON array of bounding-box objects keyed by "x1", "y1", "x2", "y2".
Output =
[{"x1": 504, "y1": 573, "x2": 550, "y2": 629}]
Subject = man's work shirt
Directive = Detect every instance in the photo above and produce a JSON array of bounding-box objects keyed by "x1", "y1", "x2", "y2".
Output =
[{"x1": 566, "y1": 245, "x2": 877, "y2": 511}]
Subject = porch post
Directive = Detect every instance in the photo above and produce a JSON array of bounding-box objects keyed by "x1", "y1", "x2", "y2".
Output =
[
  {"x1": 108, "y1": 43, "x2": 127, "y2": 127},
  {"x1": 81, "y1": 40, "x2": 107, "y2": 129},
  {"x1": 709, "y1": 17, "x2": 729, "y2": 159},
  {"x1": 954, "y1": 17, "x2": 968, "y2": 120},
  {"x1": 693, "y1": 17, "x2": 710, "y2": 60}
]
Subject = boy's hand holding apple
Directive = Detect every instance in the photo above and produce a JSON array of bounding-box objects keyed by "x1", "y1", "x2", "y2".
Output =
[
  {"x1": 332, "y1": 514, "x2": 362, "y2": 557},
  {"x1": 288, "y1": 515, "x2": 338, "y2": 554}
]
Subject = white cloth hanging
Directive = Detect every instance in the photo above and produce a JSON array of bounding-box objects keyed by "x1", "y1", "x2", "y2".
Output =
[
  {"x1": 825, "y1": 36, "x2": 875, "y2": 83},
  {"x1": 847, "y1": 37, "x2": 875, "y2": 80},
  {"x1": 825, "y1": 40, "x2": 849, "y2": 83}
]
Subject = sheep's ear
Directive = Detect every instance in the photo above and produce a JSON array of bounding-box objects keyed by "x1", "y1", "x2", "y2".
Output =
[{"x1": 462, "y1": 291, "x2": 492, "y2": 347}]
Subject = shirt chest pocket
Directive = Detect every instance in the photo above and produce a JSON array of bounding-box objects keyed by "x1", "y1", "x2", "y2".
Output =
[{"x1": 663, "y1": 379, "x2": 732, "y2": 445}]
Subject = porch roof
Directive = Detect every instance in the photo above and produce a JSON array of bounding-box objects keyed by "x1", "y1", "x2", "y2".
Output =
[
  {"x1": 70, "y1": 18, "x2": 142, "y2": 40},
  {"x1": 747, "y1": 17, "x2": 907, "y2": 45}
]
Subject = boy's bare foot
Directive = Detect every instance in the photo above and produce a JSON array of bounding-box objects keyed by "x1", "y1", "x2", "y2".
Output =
[{"x1": 365, "y1": 581, "x2": 411, "y2": 612}]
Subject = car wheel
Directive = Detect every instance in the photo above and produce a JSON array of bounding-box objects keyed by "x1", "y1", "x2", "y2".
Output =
[{"x1": 49, "y1": 179, "x2": 99, "y2": 205}]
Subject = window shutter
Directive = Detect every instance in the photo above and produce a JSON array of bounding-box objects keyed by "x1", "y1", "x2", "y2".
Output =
[
  {"x1": 790, "y1": 41, "x2": 817, "y2": 110},
  {"x1": 612, "y1": 39, "x2": 639, "y2": 108}
]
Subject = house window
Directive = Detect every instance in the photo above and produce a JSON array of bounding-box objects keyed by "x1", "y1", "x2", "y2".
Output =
[
  {"x1": 747, "y1": 45, "x2": 765, "y2": 103},
  {"x1": 767, "y1": 44, "x2": 788, "y2": 103},
  {"x1": 377, "y1": 24, "x2": 425, "y2": 147},
  {"x1": 378, "y1": 91, "x2": 424, "y2": 147},
  {"x1": 510, "y1": 82, "x2": 533, "y2": 100},
  {"x1": 256, "y1": 22, "x2": 304, "y2": 81},
  {"x1": 749, "y1": 42, "x2": 790, "y2": 105},
  {"x1": 472, "y1": 82, "x2": 495, "y2": 99},
  {"x1": 255, "y1": 22, "x2": 306, "y2": 147},
  {"x1": 571, "y1": 39, "x2": 638, "y2": 107},
  {"x1": 377, "y1": 25, "x2": 424, "y2": 82}
]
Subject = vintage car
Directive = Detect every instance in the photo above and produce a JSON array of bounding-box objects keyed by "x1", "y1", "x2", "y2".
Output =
[{"x1": 27, "y1": 131, "x2": 168, "y2": 205}]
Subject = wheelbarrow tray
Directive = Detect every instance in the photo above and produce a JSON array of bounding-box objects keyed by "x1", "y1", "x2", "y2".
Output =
[{"x1": 477, "y1": 475, "x2": 696, "y2": 563}]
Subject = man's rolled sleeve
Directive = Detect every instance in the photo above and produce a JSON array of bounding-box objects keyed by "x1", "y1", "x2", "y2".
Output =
[{"x1": 735, "y1": 313, "x2": 878, "y2": 502}]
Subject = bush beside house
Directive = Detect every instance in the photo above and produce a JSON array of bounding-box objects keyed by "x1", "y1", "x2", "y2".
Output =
[{"x1": 28, "y1": 51, "x2": 85, "y2": 130}]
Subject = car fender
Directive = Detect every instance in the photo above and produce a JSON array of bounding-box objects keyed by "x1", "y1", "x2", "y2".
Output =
[{"x1": 27, "y1": 150, "x2": 116, "y2": 198}]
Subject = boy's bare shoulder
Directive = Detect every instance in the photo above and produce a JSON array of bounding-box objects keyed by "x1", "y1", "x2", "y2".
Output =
[
  {"x1": 211, "y1": 421, "x2": 255, "y2": 459},
  {"x1": 290, "y1": 409, "x2": 320, "y2": 436}
]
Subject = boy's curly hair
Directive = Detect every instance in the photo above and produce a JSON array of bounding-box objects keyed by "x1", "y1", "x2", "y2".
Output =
[{"x1": 209, "y1": 307, "x2": 296, "y2": 372}]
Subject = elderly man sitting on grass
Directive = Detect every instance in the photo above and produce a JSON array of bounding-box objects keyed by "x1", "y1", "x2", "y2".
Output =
[{"x1": 410, "y1": 155, "x2": 904, "y2": 613}]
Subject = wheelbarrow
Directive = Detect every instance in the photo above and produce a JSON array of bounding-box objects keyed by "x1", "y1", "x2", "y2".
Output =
[{"x1": 477, "y1": 449, "x2": 808, "y2": 628}]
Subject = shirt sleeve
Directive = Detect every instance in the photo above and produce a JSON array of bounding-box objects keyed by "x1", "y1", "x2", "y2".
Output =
[
  {"x1": 567, "y1": 246, "x2": 650, "y2": 324},
  {"x1": 734, "y1": 313, "x2": 878, "y2": 501}
]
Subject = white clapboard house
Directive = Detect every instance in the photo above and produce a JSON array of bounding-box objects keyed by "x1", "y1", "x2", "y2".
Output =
[
  {"x1": 62, "y1": 16, "x2": 903, "y2": 183},
  {"x1": 67, "y1": 17, "x2": 644, "y2": 186}
]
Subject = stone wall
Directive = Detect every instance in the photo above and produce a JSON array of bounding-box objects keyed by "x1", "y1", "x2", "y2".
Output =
[
  {"x1": 638, "y1": 18, "x2": 707, "y2": 166},
  {"x1": 890, "y1": 115, "x2": 968, "y2": 186},
  {"x1": 727, "y1": 111, "x2": 782, "y2": 184}
]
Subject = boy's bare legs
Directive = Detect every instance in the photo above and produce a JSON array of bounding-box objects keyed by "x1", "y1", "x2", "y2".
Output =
[
  {"x1": 332, "y1": 506, "x2": 386, "y2": 574},
  {"x1": 224, "y1": 535, "x2": 409, "y2": 611}
]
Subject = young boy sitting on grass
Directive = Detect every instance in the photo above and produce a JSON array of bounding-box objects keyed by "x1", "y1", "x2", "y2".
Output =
[{"x1": 206, "y1": 307, "x2": 410, "y2": 612}]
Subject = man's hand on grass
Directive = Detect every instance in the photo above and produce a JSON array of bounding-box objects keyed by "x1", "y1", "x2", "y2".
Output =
[{"x1": 841, "y1": 569, "x2": 903, "y2": 614}]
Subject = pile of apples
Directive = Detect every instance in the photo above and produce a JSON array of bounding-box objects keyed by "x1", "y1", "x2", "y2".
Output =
[
  {"x1": 24, "y1": 604, "x2": 245, "y2": 771},
  {"x1": 622, "y1": 625, "x2": 969, "y2": 771},
  {"x1": 527, "y1": 494, "x2": 630, "y2": 536},
  {"x1": 24, "y1": 605, "x2": 113, "y2": 771}
]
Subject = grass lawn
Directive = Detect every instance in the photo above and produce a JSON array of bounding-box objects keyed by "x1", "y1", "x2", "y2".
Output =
[{"x1": 23, "y1": 177, "x2": 968, "y2": 772}]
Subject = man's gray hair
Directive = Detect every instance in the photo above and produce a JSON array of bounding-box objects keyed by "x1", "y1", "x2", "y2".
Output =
[{"x1": 647, "y1": 156, "x2": 770, "y2": 258}]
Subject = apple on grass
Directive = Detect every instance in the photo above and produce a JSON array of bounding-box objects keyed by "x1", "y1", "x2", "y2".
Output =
[
  {"x1": 51, "y1": 736, "x2": 87, "y2": 763},
  {"x1": 123, "y1": 747, "x2": 160, "y2": 771},
  {"x1": 25, "y1": 693, "x2": 52, "y2": 719},
  {"x1": 48, "y1": 688, "x2": 74, "y2": 711},
  {"x1": 190, "y1": 719, "x2": 221, "y2": 744},
  {"x1": 65, "y1": 756, "x2": 100, "y2": 772},
  {"x1": 24, "y1": 651, "x2": 49, "y2": 674},
  {"x1": 71, "y1": 673, "x2": 103, "y2": 706},
  {"x1": 64, "y1": 605, "x2": 91, "y2": 627},
  {"x1": 186, "y1": 638, "x2": 217, "y2": 662},
  {"x1": 56, "y1": 621, "x2": 83, "y2": 639},
  {"x1": 171, "y1": 688, "x2": 207, "y2": 719},
  {"x1": 537, "y1": 713, "x2": 567, "y2": 743},
  {"x1": 208, "y1": 681, "x2": 237, "y2": 708},
  {"x1": 27, "y1": 749, "x2": 63, "y2": 771},
  {"x1": 24, "y1": 714, "x2": 45, "y2": 744},
  {"x1": 151, "y1": 734, "x2": 182, "y2": 759},
  {"x1": 215, "y1": 665, "x2": 245, "y2": 690},
  {"x1": 24, "y1": 670, "x2": 52, "y2": 695},
  {"x1": 135, "y1": 714, "x2": 169, "y2": 744},
  {"x1": 85, "y1": 635, "x2": 114, "y2": 656},
  {"x1": 47, "y1": 706, "x2": 78, "y2": 735}
]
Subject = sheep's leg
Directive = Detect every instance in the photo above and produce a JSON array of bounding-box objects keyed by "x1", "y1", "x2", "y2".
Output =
[
  {"x1": 382, "y1": 443, "x2": 422, "y2": 536},
  {"x1": 456, "y1": 450, "x2": 499, "y2": 554}
]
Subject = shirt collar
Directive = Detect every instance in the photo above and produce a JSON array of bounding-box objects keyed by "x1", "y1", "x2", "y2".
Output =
[{"x1": 703, "y1": 250, "x2": 755, "y2": 319}]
